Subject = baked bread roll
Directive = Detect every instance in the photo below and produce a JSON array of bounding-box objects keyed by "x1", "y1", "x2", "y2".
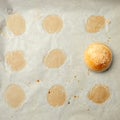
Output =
[{"x1": 84, "y1": 43, "x2": 112, "y2": 72}]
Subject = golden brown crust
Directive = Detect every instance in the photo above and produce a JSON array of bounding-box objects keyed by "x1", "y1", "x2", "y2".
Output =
[{"x1": 84, "y1": 43, "x2": 112, "y2": 72}]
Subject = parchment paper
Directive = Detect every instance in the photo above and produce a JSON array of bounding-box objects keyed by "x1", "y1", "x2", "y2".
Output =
[{"x1": 0, "y1": 0, "x2": 120, "y2": 120}]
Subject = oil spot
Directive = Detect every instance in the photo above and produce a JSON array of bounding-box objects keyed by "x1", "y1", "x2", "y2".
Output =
[
  {"x1": 6, "y1": 50, "x2": 26, "y2": 71},
  {"x1": 42, "y1": 15, "x2": 63, "y2": 34},
  {"x1": 4, "y1": 84, "x2": 26, "y2": 108},
  {"x1": 7, "y1": 13, "x2": 26, "y2": 35},
  {"x1": 47, "y1": 85, "x2": 66, "y2": 107},
  {"x1": 86, "y1": 16, "x2": 106, "y2": 33},
  {"x1": 88, "y1": 85, "x2": 110, "y2": 104},
  {"x1": 44, "y1": 49, "x2": 67, "y2": 68}
]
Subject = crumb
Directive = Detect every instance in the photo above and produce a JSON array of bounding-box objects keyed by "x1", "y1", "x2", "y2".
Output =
[
  {"x1": 74, "y1": 95, "x2": 77, "y2": 98},
  {"x1": 74, "y1": 75, "x2": 77, "y2": 78},
  {"x1": 87, "y1": 109, "x2": 90, "y2": 111},
  {"x1": 48, "y1": 91, "x2": 50, "y2": 94},
  {"x1": 68, "y1": 101, "x2": 70, "y2": 104},
  {"x1": 74, "y1": 96, "x2": 79, "y2": 99},
  {"x1": 36, "y1": 80, "x2": 41, "y2": 83}
]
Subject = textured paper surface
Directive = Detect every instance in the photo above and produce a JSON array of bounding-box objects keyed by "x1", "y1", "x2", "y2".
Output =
[{"x1": 0, "y1": 0, "x2": 120, "y2": 120}]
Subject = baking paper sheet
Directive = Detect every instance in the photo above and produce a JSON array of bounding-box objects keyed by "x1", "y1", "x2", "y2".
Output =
[{"x1": 0, "y1": 0, "x2": 120, "y2": 120}]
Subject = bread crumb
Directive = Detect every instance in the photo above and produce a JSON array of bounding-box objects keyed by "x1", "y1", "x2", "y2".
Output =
[
  {"x1": 68, "y1": 101, "x2": 70, "y2": 104},
  {"x1": 36, "y1": 80, "x2": 41, "y2": 83},
  {"x1": 74, "y1": 96, "x2": 79, "y2": 99},
  {"x1": 74, "y1": 75, "x2": 77, "y2": 78}
]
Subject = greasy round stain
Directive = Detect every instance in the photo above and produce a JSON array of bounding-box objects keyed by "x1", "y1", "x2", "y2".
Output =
[
  {"x1": 44, "y1": 49, "x2": 66, "y2": 68},
  {"x1": 6, "y1": 50, "x2": 26, "y2": 71},
  {"x1": 7, "y1": 13, "x2": 26, "y2": 35},
  {"x1": 86, "y1": 16, "x2": 106, "y2": 33},
  {"x1": 84, "y1": 43, "x2": 112, "y2": 72},
  {"x1": 88, "y1": 85, "x2": 110, "y2": 104},
  {"x1": 42, "y1": 15, "x2": 63, "y2": 33},
  {"x1": 4, "y1": 84, "x2": 26, "y2": 108},
  {"x1": 47, "y1": 85, "x2": 66, "y2": 107}
]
